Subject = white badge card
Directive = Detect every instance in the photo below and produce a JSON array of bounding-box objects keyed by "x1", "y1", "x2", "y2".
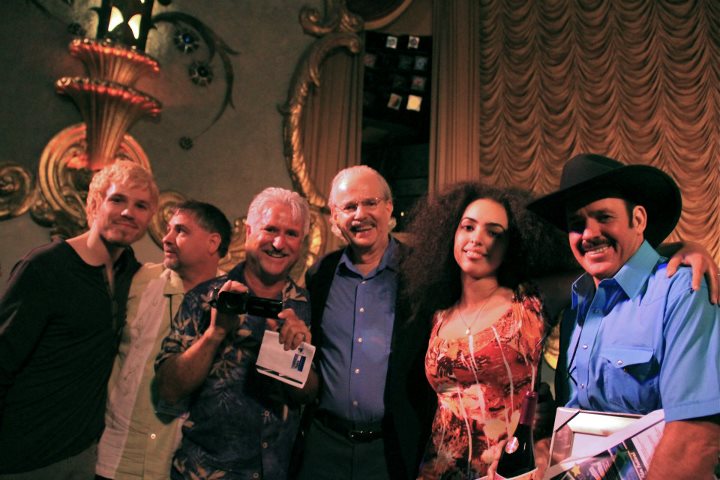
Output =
[{"x1": 256, "y1": 330, "x2": 315, "y2": 388}]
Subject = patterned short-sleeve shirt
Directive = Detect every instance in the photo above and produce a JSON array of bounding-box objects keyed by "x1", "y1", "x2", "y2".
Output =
[{"x1": 155, "y1": 263, "x2": 311, "y2": 480}]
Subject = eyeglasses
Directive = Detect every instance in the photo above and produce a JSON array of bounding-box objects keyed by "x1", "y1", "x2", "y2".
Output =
[{"x1": 336, "y1": 197, "x2": 385, "y2": 215}]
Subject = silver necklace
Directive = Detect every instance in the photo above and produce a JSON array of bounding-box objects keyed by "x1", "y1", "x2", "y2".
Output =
[{"x1": 457, "y1": 287, "x2": 499, "y2": 336}]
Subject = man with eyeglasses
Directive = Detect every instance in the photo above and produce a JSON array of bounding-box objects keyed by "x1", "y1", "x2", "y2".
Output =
[
  {"x1": 294, "y1": 166, "x2": 435, "y2": 480},
  {"x1": 528, "y1": 154, "x2": 719, "y2": 479}
]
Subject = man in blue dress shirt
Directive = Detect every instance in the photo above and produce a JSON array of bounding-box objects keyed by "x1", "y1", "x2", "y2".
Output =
[
  {"x1": 528, "y1": 153, "x2": 719, "y2": 479},
  {"x1": 295, "y1": 166, "x2": 435, "y2": 480}
]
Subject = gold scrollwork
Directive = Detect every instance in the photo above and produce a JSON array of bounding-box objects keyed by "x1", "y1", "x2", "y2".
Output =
[
  {"x1": 0, "y1": 163, "x2": 35, "y2": 220},
  {"x1": 300, "y1": 0, "x2": 364, "y2": 37},
  {"x1": 219, "y1": 217, "x2": 248, "y2": 272},
  {"x1": 280, "y1": 1, "x2": 369, "y2": 267},
  {"x1": 281, "y1": 32, "x2": 362, "y2": 212}
]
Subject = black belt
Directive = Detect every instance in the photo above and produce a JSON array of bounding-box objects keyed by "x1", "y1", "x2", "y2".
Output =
[{"x1": 315, "y1": 410, "x2": 383, "y2": 442}]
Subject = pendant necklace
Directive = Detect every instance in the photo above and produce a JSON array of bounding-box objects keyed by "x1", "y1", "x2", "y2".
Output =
[{"x1": 457, "y1": 286, "x2": 499, "y2": 336}]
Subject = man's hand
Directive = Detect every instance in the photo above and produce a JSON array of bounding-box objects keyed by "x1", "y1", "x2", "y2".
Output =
[
  {"x1": 207, "y1": 280, "x2": 247, "y2": 340},
  {"x1": 665, "y1": 241, "x2": 719, "y2": 304},
  {"x1": 277, "y1": 308, "x2": 311, "y2": 351},
  {"x1": 276, "y1": 308, "x2": 318, "y2": 403}
]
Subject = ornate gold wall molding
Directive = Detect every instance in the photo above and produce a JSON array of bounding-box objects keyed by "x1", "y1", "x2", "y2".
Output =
[
  {"x1": 0, "y1": 163, "x2": 34, "y2": 221},
  {"x1": 281, "y1": 1, "x2": 363, "y2": 212},
  {"x1": 299, "y1": 0, "x2": 364, "y2": 37},
  {"x1": 0, "y1": 37, "x2": 166, "y2": 241},
  {"x1": 280, "y1": 0, "x2": 365, "y2": 263},
  {"x1": 281, "y1": 31, "x2": 362, "y2": 211}
]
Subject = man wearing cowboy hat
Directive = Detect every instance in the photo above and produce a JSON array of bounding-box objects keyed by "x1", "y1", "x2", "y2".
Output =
[{"x1": 528, "y1": 153, "x2": 719, "y2": 479}]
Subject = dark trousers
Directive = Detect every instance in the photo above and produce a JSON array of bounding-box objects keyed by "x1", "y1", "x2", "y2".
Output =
[{"x1": 296, "y1": 417, "x2": 391, "y2": 480}]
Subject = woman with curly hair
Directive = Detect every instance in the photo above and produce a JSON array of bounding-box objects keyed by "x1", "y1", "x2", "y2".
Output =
[{"x1": 403, "y1": 182, "x2": 572, "y2": 480}]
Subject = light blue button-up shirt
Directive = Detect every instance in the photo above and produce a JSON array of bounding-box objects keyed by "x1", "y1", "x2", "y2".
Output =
[
  {"x1": 318, "y1": 238, "x2": 399, "y2": 423},
  {"x1": 561, "y1": 241, "x2": 720, "y2": 422}
]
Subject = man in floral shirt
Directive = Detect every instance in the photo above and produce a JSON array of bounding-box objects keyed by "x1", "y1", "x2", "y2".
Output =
[{"x1": 155, "y1": 187, "x2": 317, "y2": 480}]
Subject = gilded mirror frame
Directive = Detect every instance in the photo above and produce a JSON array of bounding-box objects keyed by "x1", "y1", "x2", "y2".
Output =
[{"x1": 281, "y1": 0, "x2": 413, "y2": 259}]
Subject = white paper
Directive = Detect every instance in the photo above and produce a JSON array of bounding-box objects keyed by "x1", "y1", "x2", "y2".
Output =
[
  {"x1": 543, "y1": 409, "x2": 665, "y2": 479},
  {"x1": 256, "y1": 330, "x2": 315, "y2": 389}
]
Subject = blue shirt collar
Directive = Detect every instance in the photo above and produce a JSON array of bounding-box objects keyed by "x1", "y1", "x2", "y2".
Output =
[
  {"x1": 571, "y1": 240, "x2": 661, "y2": 309},
  {"x1": 338, "y1": 236, "x2": 400, "y2": 277}
]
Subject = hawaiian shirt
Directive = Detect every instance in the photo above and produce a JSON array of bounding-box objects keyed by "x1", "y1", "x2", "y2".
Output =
[{"x1": 155, "y1": 263, "x2": 311, "y2": 480}]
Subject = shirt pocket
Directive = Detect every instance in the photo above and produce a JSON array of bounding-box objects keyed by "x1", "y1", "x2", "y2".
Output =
[{"x1": 599, "y1": 346, "x2": 660, "y2": 413}]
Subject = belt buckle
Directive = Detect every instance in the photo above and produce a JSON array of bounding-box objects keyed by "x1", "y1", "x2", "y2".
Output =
[{"x1": 348, "y1": 429, "x2": 377, "y2": 442}]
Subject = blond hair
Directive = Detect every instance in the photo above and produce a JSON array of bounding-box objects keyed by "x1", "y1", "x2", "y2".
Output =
[{"x1": 86, "y1": 161, "x2": 159, "y2": 224}]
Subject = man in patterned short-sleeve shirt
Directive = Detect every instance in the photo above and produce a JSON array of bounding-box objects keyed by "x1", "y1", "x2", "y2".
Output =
[{"x1": 155, "y1": 188, "x2": 317, "y2": 480}]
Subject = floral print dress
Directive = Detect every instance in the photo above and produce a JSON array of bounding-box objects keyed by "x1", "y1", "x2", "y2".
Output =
[{"x1": 417, "y1": 285, "x2": 545, "y2": 480}]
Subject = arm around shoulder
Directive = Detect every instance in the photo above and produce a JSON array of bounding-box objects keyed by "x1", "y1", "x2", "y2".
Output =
[{"x1": 659, "y1": 240, "x2": 719, "y2": 304}]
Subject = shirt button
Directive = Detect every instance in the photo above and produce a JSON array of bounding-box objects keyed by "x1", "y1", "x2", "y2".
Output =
[
  {"x1": 352, "y1": 400, "x2": 358, "y2": 407},
  {"x1": 582, "y1": 344, "x2": 588, "y2": 349},
  {"x1": 617, "y1": 360, "x2": 624, "y2": 366},
  {"x1": 362, "y1": 280, "x2": 367, "y2": 285},
  {"x1": 150, "y1": 433, "x2": 156, "y2": 440},
  {"x1": 357, "y1": 337, "x2": 363, "y2": 343},
  {"x1": 252, "y1": 473, "x2": 260, "y2": 479},
  {"x1": 580, "y1": 384, "x2": 585, "y2": 389},
  {"x1": 359, "y1": 307, "x2": 365, "y2": 313},
  {"x1": 262, "y1": 441, "x2": 268, "y2": 449},
  {"x1": 354, "y1": 368, "x2": 360, "y2": 374}
]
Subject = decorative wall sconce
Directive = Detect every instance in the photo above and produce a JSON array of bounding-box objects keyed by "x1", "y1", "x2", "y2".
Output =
[
  {"x1": 31, "y1": 29, "x2": 162, "y2": 237},
  {"x1": 95, "y1": 0, "x2": 156, "y2": 51},
  {"x1": 0, "y1": 0, "x2": 241, "y2": 256},
  {"x1": 0, "y1": 1, "x2": 323, "y2": 277}
]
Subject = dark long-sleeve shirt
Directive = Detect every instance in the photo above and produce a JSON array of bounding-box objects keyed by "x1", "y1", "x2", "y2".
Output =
[{"x1": 0, "y1": 239, "x2": 139, "y2": 473}]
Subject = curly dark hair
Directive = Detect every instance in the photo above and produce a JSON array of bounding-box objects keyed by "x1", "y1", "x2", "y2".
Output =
[{"x1": 401, "y1": 182, "x2": 575, "y2": 326}]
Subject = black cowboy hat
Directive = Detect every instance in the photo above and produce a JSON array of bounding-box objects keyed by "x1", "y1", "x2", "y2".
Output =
[{"x1": 526, "y1": 153, "x2": 681, "y2": 246}]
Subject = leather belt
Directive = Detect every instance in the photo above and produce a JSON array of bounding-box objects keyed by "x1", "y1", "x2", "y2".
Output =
[{"x1": 315, "y1": 410, "x2": 383, "y2": 442}]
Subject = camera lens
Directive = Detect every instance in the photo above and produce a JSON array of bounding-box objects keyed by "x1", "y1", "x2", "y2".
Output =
[{"x1": 217, "y1": 291, "x2": 248, "y2": 314}]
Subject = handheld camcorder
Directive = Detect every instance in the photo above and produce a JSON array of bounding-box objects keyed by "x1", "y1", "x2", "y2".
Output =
[{"x1": 213, "y1": 291, "x2": 283, "y2": 318}]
